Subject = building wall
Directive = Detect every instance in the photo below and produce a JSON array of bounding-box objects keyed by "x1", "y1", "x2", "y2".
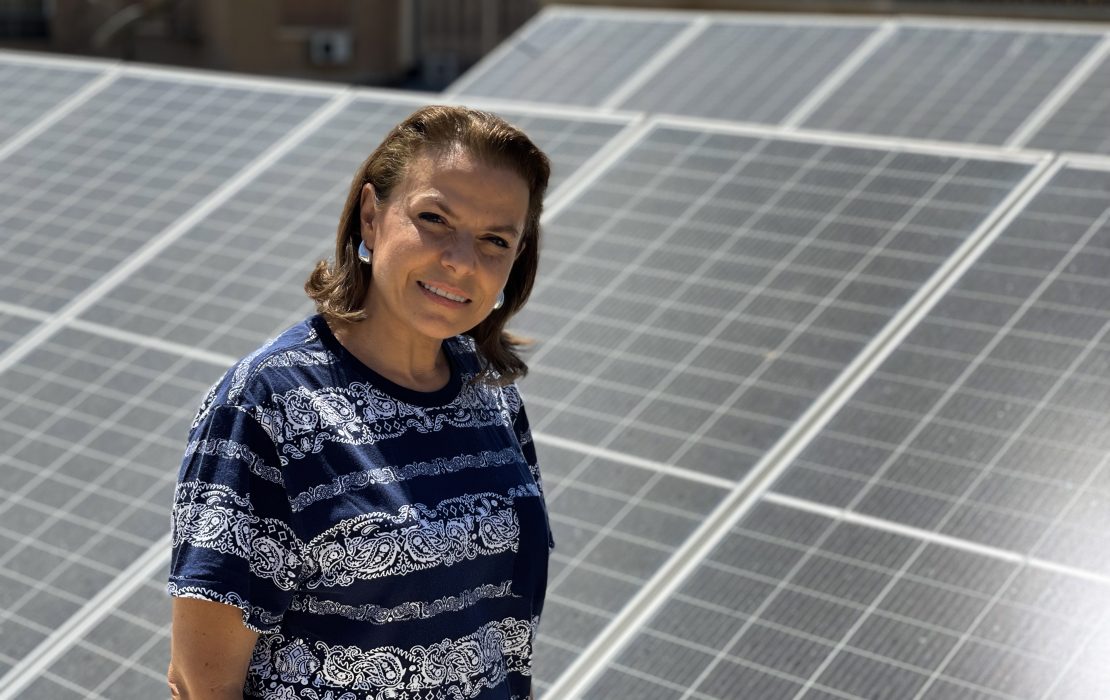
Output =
[{"x1": 0, "y1": 0, "x2": 540, "y2": 88}]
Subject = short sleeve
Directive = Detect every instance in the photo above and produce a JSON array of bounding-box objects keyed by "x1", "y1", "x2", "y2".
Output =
[
  {"x1": 168, "y1": 403, "x2": 303, "y2": 633},
  {"x1": 508, "y1": 389, "x2": 555, "y2": 552}
]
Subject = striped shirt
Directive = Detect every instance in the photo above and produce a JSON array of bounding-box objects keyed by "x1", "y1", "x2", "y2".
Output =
[{"x1": 168, "y1": 314, "x2": 552, "y2": 700}]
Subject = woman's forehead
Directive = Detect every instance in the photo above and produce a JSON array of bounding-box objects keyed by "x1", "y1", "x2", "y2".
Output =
[{"x1": 397, "y1": 147, "x2": 529, "y2": 202}]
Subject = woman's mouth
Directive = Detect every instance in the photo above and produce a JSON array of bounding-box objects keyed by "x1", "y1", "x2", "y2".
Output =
[{"x1": 419, "y1": 281, "x2": 470, "y2": 304}]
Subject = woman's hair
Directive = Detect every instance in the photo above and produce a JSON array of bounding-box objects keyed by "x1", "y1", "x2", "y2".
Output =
[{"x1": 305, "y1": 105, "x2": 551, "y2": 385}]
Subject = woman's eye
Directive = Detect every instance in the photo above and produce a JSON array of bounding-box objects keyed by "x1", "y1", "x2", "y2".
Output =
[
  {"x1": 486, "y1": 236, "x2": 510, "y2": 249},
  {"x1": 418, "y1": 212, "x2": 445, "y2": 225}
]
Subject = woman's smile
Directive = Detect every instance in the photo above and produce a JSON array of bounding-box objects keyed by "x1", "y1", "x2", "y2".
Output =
[{"x1": 418, "y1": 280, "x2": 471, "y2": 305}]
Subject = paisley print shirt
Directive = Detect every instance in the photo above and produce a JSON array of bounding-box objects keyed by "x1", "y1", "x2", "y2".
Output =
[{"x1": 168, "y1": 315, "x2": 553, "y2": 700}]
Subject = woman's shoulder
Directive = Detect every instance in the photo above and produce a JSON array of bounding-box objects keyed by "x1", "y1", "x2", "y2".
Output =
[{"x1": 194, "y1": 315, "x2": 336, "y2": 420}]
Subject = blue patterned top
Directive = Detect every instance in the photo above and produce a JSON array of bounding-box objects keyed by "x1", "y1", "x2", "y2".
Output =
[{"x1": 168, "y1": 314, "x2": 553, "y2": 700}]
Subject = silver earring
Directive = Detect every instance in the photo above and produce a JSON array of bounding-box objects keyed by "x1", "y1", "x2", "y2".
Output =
[
  {"x1": 492, "y1": 290, "x2": 505, "y2": 311},
  {"x1": 357, "y1": 241, "x2": 372, "y2": 264}
]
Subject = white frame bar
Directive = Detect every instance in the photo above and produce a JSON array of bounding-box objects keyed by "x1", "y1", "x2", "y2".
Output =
[{"x1": 1006, "y1": 35, "x2": 1110, "y2": 149}]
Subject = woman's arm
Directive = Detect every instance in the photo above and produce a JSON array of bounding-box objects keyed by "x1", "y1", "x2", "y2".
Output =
[{"x1": 168, "y1": 597, "x2": 259, "y2": 700}]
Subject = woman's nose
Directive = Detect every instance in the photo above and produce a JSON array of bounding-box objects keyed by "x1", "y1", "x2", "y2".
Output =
[{"x1": 441, "y1": 232, "x2": 477, "y2": 274}]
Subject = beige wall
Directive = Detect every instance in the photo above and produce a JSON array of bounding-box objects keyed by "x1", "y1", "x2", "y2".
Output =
[{"x1": 1, "y1": 0, "x2": 540, "y2": 87}]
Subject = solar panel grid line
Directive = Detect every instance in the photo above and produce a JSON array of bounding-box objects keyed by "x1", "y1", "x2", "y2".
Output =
[
  {"x1": 803, "y1": 29, "x2": 1103, "y2": 147},
  {"x1": 672, "y1": 502, "x2": 894, "y2": 698},
  {"x1": 650, "y1": 113, "x2": 1053, "y2": 163},
  {"x1": 120, "y1": 60, "x2": 344, "y2": 98},
  {"x1": 780, "y1": 22, "x2": 897, "y2": 129},
  {"x1": 0, "y1": 64, "x2": 121, "y2": 163},
  {"x1": 775, "y1": 495, "x2": 1086, "y2": 698},
  {"x1": 598, "y1": 15, "x2": 711, "y2": 110},
  {"x1": 602, "y1": 515, "x2": 1083, "y2": 699},
  {"x1": 538, "y1": 4, "x2": 713, "y2": 25},
  {"x1": 0, "y1": 302, "x2": 49, "y2": 323},
  {"x1": 0, "y1": 90, "x2": 355, "y2": 378},
  {"x1": 9, "y1": 82, "x2": 247, "y2": 237},
  {"x1": 761, "y1": 491, "x2": 1110, "y2": 611},
  {"x1": 822, "y1": 389, "x2": 1107, "y2": 472},
  {"x1": 926, "y1": 38, "x2": 1052, "y2": 144},
  {"x1": 968, "y1": 37, "x2": 1108, "y2": 148},
  {"x1": 909, "y1": 565, "x2": 1029, "y2": 698},
  {"x1": 650, "y1": 153, "x2": 995, "y2": 698},
  {"x1": 762, "y1": 493, "x2": 1028, "y2": 567},
  {"x1": 0, "y1": 538, "x2": 170, "y2": 700},
  {"x1": 0, "y1": 364, "x2": 190, "y2": 643},
  {"x1": 2, "y1": 79, "x2": 330, "y2": 315},
  {"x1": 66, "y1": 317, "x2": 239, "y2": 368},
  {"x1": 1038, "y1": 605, "x2": 1110, "y2": 699},
  {"x1": 532, "y1": 345, "x2": 809, "y2": 430},
  {"x1": 543, "y1": 154, "x2": 1057, "y2": 699},
  {"x1": 0, "y1": 341, "x2": 168, "y2": 516},
  {"x1": 534, "y1": 432, "x2": 735, "y2": 490},
  {"x1": 661, "y1": 155, "x2": 971, "y2": 471},
  {"x1": 831, "y1": 197, "x2": 1110, "y2": 553},
  {"x1": 1004, "y1": 35, "x2": 1110, "y2": 149},
  {"x1": 557, "y1": 141, "x2": 902, "y2": 464},
  {"x1": 528, "y1": 133, "x2": 789, "y2": 419},
  {"x1": 516, "y1": 115, "x2": 645, "y2": 207},
  {"x1": 440, "y1": 5, "x2": 557, "y2": 98},
  {"x1": 898, "y1": 12, "x2": 1110, "y2": 36}
]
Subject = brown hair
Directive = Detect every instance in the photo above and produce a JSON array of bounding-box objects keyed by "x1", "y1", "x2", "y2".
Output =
[{"x1": 304, "y1": 105, "x2": 551, "y2": 385}]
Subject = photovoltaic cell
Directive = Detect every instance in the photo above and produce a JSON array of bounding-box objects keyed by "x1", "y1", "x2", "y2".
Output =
[
  {"x1": 0, "y1": 328, "x2": 220, "y2": 679},
  {"x1": 454, "y1": 13, "x2": 690, "y2": 106},
  {"x1": 76, "y1": 97, "x2": 628, "y2": 359},
  {"x1": 514, "y1": 125, "x2": 1032, "y2": 481},
  {"x1": 0, "y1": 75, "x2": 329, "y2": 312},
  {"x1": 1027, "y1": 52, "x2": 1110, "y2": 154},
  {"x1": 772, "y1": 165, "x2": 1110, "y2": 575},
  {"x1": 530, "y1": 445, "x2": 729, "y2": 689},
  {"x1": 0, "y1": 313, "x2": 42, "y2": 355},
  {"x1": 584, "y1": 501, "x2": 1110, "y2": 699},
  {"x1": 619, "y1": 23, "x2": 874, "y2": 124},
  {"x1": 802, "y1": 28, "x2": 1100, "y2": 145},
  {"x1": 0, "y1": 58, "x2": 106, "y2": 144},
  {"x1": 13, "y1": 566, "x2": 171, "y2": 700}
]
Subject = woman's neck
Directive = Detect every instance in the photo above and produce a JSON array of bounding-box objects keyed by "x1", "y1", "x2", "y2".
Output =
[{"x1": 329, "y1": 313, "x2": 450, "y2": 392}]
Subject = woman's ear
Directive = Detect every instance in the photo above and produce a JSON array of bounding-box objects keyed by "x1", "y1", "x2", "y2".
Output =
[{"x1": 359, "y1": 183, "x2": 378, "y2": 247}]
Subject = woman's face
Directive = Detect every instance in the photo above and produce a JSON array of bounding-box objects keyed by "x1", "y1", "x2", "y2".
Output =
[{"x1": 360, "y1": 146, "x2": 530, "y2": 344}]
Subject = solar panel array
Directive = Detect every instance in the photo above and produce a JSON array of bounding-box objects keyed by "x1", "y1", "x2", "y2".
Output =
[{"x1": 1, "y1": 5, "x2": 1109, "y2": 699}]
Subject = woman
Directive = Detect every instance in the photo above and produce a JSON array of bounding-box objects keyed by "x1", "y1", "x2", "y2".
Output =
[{"x1": 167, "y1": 105, "x2": 554, "y2": 700}]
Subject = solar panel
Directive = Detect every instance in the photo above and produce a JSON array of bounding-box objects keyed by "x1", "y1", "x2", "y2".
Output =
[
  {"x1": 0, "y1": 56, "x2": 108, "y2": 144},
  {"x1": 449, "y1": 10, "x2": 691, "y2": 106},
  {"x1": 75, "y1": 95, "x2": 630, "y2": 359},
  {"x1": 516, "y1": 124, "x2": 1034, "y2": 482},
  {"x1": 2, "y1": 7, "x2": 1110, "y2": 699},
  {"x1": 1026, "y1": 47, "x2": 1110, "y2": 154},
  {"x1": 801, "y1": 27, "x2": 1100, "y2": 145},
  {"x1": 583, "y1": 500, "x2": 1110, "y2": 698},
  {"x1": 0, "y1": 73, "x2": 330, "y2": 312},
  {"x1": 0, "y1": 328, "x2": 214, "y2": 685},
  {"x1": 617, "y1": 21, "x2": 875, "y2": 123},
  {"x1": 773, "y1": 162, "x2": 1110, "y2": 573},
  {"x1": 11, "y1": 565, "x2": 171, "y2": 700}
]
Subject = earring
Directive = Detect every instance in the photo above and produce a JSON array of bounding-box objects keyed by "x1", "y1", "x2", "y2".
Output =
[
  {"x1": 357, "y1": 241, "x2": 372, "y2": 264},
  {"x1": 492, "y1": 290, "x2": 505, "y2": 311}
]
